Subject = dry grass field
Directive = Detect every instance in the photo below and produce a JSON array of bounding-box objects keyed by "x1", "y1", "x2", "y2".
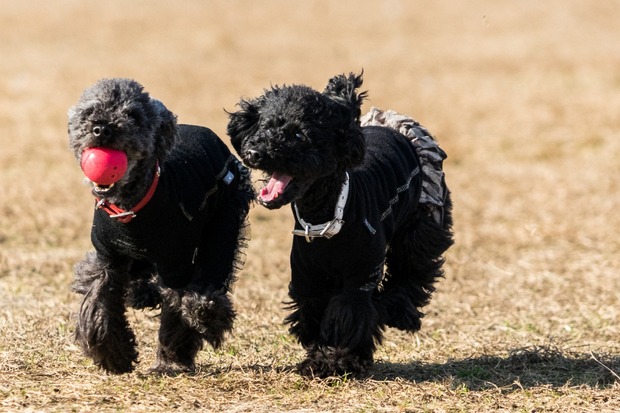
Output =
[{"x1": 1, "y1": 0, "x2": 619, "y2": 411}]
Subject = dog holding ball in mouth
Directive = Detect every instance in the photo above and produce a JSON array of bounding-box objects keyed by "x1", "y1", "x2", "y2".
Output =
[{"x1": 68, "y1": 78, "x2": 254, "y2": 374}]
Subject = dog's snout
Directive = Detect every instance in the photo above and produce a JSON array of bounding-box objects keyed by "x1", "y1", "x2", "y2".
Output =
[
  {"x1": 246, "y1": 149, "x2": 263, "y2": 165},
  {"x1": 92, "y1": 124, "x2": 113, "y2": 138}
]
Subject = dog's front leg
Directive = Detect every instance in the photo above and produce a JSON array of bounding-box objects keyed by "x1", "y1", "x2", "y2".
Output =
[
  {"x1": 180, "y1": 289, "x2": 236, "y2": 349},
  {"x1": 149, "y1": 287, "x2": 235, "y2": 375},
  {"x1": 298, "y1": 289, "x2": 383, "y2": 378},
  {"x1": 149, "y1": 290, "x2": 203, "y2": 375},
  {"x1": 73, "y1": 251, "x2": 138, "y2": 374}
]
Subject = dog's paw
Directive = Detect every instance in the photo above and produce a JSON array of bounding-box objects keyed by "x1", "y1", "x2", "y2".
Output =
[
  {"x1": 298, "y1": 346, "x2": 372, "y2": 379},
  {"x1": 180, "y1": 291, "x2": 235, "y2": 348},
  {"x1": 81, "y1": 332, "x2": 138, "y2": 374},
  {"x1": 95, "y1": 352, "x2": 138, "y2": 374},
  {"x1": 148, "y1": 360, "x2": 195, "y2": 376}
]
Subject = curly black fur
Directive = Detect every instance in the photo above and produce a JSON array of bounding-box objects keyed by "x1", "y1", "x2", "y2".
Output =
[
  {"x1": 228, "y1": 72, "x2": 453, "y2": 378},
  {"x1": 69, "y1": 78, "x2": 253, "y2": 375},
  {"x1": 228, "y1": 73, "x2": 366, "y2": 213},
  {"x1": 74, "y1": 252, "x2": 138, "y2": 374}
]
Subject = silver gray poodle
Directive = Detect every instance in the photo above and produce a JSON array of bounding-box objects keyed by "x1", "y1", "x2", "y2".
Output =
[{"x1": 68, "y1": 78, "x2": 253, "y2": 375}]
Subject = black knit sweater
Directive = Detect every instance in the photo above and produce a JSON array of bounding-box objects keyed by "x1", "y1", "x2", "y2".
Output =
[
  {"x1": 290, "y1": 126, "x2": 422, "y2": 297},
  {"x1": 91, "y1": 125, "x2": 250, "y2": 290}
]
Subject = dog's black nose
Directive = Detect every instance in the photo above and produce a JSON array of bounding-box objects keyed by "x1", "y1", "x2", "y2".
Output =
[
  {"x1": 92, "y1": 124, "x2": 113, "y2": 138},
  {"x1": 246, "y1": 149, "x2": 263, "y2": 165}
]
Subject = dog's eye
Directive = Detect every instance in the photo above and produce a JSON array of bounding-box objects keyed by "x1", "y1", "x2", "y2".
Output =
[{"x1": 295, "y1": 132, "x2": 307, "y2": 142}]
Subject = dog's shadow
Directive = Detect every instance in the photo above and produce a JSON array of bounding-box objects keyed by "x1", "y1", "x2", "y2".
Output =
[
  {"x1": 369, "y1": 345, "x2": 620, "y2": 390},
  {"x1": 201, "y1": 345, "x2": 619, "y2": 390}
]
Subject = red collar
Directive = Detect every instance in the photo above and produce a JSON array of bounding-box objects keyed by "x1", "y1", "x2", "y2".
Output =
[{"x1": 95, "y1": 163, "x2": 161, "y2": 224}]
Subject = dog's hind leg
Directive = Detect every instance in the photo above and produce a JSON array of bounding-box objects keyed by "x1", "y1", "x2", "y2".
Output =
[
  {"x1": 379, "y1": 195, "x2": 454, "y2": 331},
  {"x1": 73, "y1": 251, "x2": 138, "y2": 374},
  {"x1": 296, "y1": 290, "x2": 383, "y2": 378}
]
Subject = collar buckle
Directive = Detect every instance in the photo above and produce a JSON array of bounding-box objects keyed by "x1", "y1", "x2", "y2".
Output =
[
  {"x1": 108, "y1": 211, "x2": 136, "y2": 219},
  {"x1": 292, "y1": 172, "x2": 349, "y2": 242},
  {"x1": 304, "y1": 225, "x2": 312, "y2": 243},
  {"x1": 93, "y1": 162, "x2": 160, "y2": 224}
]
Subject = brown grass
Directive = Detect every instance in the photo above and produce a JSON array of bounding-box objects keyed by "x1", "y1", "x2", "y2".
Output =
[{"x1": 1, "y1": 0, "x2": 619, "y2": 411}]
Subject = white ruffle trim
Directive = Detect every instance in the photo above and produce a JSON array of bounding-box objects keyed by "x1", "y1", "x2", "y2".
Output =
[{"x1": 360, "y1": 107, "x2": 448, "y2": 225}]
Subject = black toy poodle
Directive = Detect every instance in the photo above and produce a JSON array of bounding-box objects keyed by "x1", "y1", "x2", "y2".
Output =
[{"x1": 227, "y1": 72, "x2": 454, "y2": 378}]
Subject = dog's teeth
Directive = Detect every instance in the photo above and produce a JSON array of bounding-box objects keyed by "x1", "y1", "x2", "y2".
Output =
[{"x1": 93, "y1": 183, "x2": 114, "y2": 193}]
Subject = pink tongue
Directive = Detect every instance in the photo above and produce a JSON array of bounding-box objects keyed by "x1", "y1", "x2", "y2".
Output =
[{"x1": 260, "y1": 172, "x2": 292, "y2": 202}]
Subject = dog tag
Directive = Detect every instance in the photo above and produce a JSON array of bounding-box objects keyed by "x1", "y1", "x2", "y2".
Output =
[{"x1": 223, "y1": 170, "x2": 234, "y2": 185}]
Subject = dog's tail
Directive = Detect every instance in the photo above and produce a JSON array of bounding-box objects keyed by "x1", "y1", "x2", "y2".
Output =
[{"x1": 323, "y1": 72, "x2": 367, "y2": 121}]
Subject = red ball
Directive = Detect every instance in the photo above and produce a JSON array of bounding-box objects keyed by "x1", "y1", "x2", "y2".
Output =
[{"x1": 80, "y1": 147, "x2": 128, "y2": 185}]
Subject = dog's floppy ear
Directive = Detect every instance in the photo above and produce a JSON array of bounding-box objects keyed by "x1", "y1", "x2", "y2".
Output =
[
  {"x1": 151, "y1": 98, "x2": 178, "y2": 162},
  {"x1": 227, "y1": 99, "x2": 260, "y2": 155},
  {"x1": 324, "y1": 72, "x2": 367, "y2": 168}
]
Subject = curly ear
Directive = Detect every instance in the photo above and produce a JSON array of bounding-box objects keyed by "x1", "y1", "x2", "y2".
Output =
[
  {"x1": 151, "y1": 98, "x2": 178, "y2": 162},
  {"x1": 323, "y1": 71, "x2": 367, "y2": 122},
  {"x1": 324, "y1": 72, "x2": 367, "y2": 168},
  {"x1": 226, "y1": 99, "x2": 260, "y2": 155}
]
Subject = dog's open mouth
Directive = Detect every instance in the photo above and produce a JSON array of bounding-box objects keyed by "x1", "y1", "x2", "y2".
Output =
[
  {"x1": 80, "y1": 147, "x2": 127, "y2": 196},
  {"x1": 92, "y1": 182, "x2": 115, "y2": 193},
  {"x1": 260, "y1": 172, "x2": 293, "y2": 204}
]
